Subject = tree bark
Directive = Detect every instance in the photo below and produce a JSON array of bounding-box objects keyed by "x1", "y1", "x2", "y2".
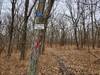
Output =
[{"x1": 8, "y1": 0, "x2": 16, "y2": 56}]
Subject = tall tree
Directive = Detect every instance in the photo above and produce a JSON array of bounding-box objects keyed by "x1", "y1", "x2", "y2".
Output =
[
  {"x1": 65, "y1": 0, "x2": 82, "y2": 48},
  {"x1": 8, "y1": 0, "x2": 17, "y2": 56},
  {"x1": 90, "y1": 0, "x2": 95, "y2": 49},
  {"x1": 20, "y1": 0, "x2": 37, "y2": 60},
  {"x1": 28, "y1": 0, "x2": 55, "y2": 74}
]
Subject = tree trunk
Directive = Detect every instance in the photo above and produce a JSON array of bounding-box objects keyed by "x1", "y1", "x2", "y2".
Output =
[
  {"x1": 90, "y1": 0, "x2": 95, "y2": 49},
  {"x1": 8, "y1": 0, "x2": 16, "y2": 56},
  {"x1": 20, "y1": 0, "x2": 29, "y2": 60},
  {"x1": 74, "y1": 27, "x2": 79, "y2": 49}
]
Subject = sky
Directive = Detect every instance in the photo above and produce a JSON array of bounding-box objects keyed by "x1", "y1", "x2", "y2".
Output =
[
  {"x1": 1, "y1": 0, "x2": 100, "y2": 21},
  {"x1": 0, "y1": 0, "x2": 100, "y2": 34},
  {"x1": 1, "y1": 0, "x2": 65, "y2": 14},
  {"x1": 1, "y1": 0, "x2": 11, "y2": 14}
]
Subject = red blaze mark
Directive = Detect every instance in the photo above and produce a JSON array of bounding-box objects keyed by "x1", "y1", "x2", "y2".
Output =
[{"x1": 34, "y1": 39, "x2": 40, "y2": 49}]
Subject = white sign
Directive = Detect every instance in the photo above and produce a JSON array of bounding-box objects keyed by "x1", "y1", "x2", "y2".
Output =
[{"x1": 34, "y1": 24, "x2": 44, "y2": 29}]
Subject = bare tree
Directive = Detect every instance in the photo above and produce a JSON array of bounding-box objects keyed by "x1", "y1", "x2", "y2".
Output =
[
  {"x1": 20, "y1": 0, "x2": 37, "y2": 60},
  {"x1": 8, "y1": 0, "x2": 17, "y2": 56},
  {"x1": 65, "y1": 0, "x2": 82, "y2": 48}
]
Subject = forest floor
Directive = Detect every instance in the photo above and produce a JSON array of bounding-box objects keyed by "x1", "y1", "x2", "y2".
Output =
[
  {"x1": 38, "y1": 46, "x2": 100, "y2": 75},
  {"x1": 0, "y1": 46, "x2": 100, "y2": 75}
]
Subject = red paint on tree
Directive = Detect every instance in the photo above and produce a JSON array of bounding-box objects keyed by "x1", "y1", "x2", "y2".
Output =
[{"x1": 34, "y1": 39, "x2": 41, "y2": 49}]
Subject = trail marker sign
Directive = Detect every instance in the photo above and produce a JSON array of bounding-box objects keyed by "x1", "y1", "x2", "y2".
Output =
[
  {"x1": 34, "y1": 24, "x2": 44, "y2": 29},
  {"x1": 35, "y1": 11, "x2": 43, "y2": 17}
]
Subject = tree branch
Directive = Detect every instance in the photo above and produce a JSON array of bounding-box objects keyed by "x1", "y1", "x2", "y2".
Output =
[{"x1": 27, "y1": 0, "x2": 37, "y2": 18}]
